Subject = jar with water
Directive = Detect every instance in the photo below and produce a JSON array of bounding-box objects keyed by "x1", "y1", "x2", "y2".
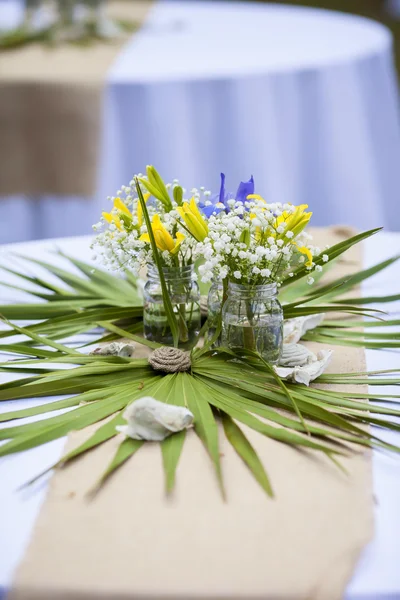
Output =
[
  {"x1": 221, "y1": 282, "x2": 283, "y2": 364},
  {"x1": 206, "y1": 279, "x2": 224, "y2": 345},
  {"x1": 143, "y1": 264, "x2": 201, "y2": 348}
]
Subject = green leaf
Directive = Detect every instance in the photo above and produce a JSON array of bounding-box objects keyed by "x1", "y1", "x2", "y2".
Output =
[
  {"x1": 135, "y1": 177, "x2": 179, "y2": 347},
  {"x1": 234, "y1": 348, "x2": 310, "y2": 435},
  {"x1": 333, "y1": 293, "x2": 400, "y2": 305},
  {"x1": 22, "y1": 412, "x2": 125, "y2": 487},
  {"x1": 93, "y1": 437, "x2": 143, "y2": 492},
  {"x1": 57, "y1": 251, "x2": 140, "y2": 301},
  {"x1": 160, "y1": 374, "x2": 187, "y2": 494},
  {"x1": 97, "y1": 320, "x2": 161, "y2": 349},
  {"x1": 221, "y1": 412, "x2": 273, "y2": 498},
  {"x1": 199, "y1": 378, "x2": 343, "y2": 455},
  {"x1": 0, "y1": 392, "x2": 128, "y2": 457},
  {"x1": 283, "y1": 304, "x2": 384, "y2": 319},
  {"x1": 281, "y1": 228, "x2": 382, "y2": 288},
  {"x1": 0, "y1": 396, "x2": 81, "y2": 423},
  {"x1": 0, "y1": 263, "x2": 70, "y2": 294},
  {"x1": 305, "y1": 254, "x2": 400, "y2": 300},
  {"x1": 181, "y1": 373, "x2": 226, "y2": 500},
  {"x1": 0, "y1": 317, "x2": 80, "y2": 356}
]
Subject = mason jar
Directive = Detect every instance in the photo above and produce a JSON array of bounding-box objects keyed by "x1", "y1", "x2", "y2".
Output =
[
  {"x1": 206, "y1": 279, "x2": 223, "y2": 346},
  {"x1": 221, "y1": 282, "x2": 283, "y2": 364},
  {"x1": 143, "y1": 264, "x2": 201, "y2": 348}
]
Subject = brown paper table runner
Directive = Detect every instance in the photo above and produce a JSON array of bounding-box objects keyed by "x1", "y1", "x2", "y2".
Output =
[
  {"x1": 8, "y1": 226, "x2": 374, "y2": 600},
  {"x1": 0, "y1": 1, "x2": 153, "y2": 197}
]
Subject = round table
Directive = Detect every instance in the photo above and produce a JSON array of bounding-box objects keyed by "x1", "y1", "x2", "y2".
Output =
[
  {"x1": 0, "y1": 231, "x2": 399, "y2": 599},
  {"x1": 100, "y1": 1, "x2": 400, "y2": 232},
  {"x1": 1, "y1": 1, "x2": 400, "y2": 244}
]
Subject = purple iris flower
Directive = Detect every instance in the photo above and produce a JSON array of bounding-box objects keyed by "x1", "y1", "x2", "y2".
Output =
[{"x1": 200, "y1": 173, "x2": 254, "y2": 218}]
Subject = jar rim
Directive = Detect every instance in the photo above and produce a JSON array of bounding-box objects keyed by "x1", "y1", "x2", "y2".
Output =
[
  {"x1": 228, "y1": 281, "x2": 277, "y2": 292},
  {"x1": 147, "y1": 263, "x2": 195, "y2": 280}
]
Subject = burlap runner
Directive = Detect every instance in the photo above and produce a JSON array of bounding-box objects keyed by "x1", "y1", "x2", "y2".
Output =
[
  {"x1": 0, "y1": 1, "x2": 153, "y2": 197},
  {"x1": 8, "y1": 226, "x2": 374, "y2": 600}
]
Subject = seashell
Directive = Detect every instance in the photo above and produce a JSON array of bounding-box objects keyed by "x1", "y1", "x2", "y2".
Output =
[
  {"x1": 275, "y1": 350, "x2": 332, "y2": 386},
  {"x1": 283, "y1": 314, "x2": 325, "y2": 344},
  {"x1": 90, "y1": 342, "x2": 135, "y2": 357},
  {"x1": 279, "y1": 344, "x2": 315, "y2": 368},
  {"x1": 117, "y1": 344, "x2": 136, "y2": 357},
  {"x1": 116, "y1": 397, "x2": 194, "y2": 441}
]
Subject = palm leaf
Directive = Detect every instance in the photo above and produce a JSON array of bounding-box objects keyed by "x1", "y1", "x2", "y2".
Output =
[
  {"x1": 281, "y1": 227, "x2": 381, "y2": 288},
  {"x1": 181, "y1": 373, "x2": 226, "y2": 499},
  {"x1": 221, "y1": 413, "x2": 274, "y2": 497},
  {"x1": 94, "y1": 437, "x2": 143, "y2": 491},
  {"x1": 0, "y1": 227, "x2": 399, "y2": 498},
  {"x1": 160, "y1": 374, "x2": 187, "y2": 494}
]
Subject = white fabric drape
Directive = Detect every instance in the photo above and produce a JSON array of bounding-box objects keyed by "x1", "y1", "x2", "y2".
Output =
[
  {"x1": 1, "y1": 1, "x2": 400, "y2": 239},
  {"x1": 100, "y1": 1, "x2": 400, "y2": 231}
]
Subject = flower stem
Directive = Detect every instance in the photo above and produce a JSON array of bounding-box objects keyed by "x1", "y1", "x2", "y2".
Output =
[{"x1": 244, "y1": 296, "x2": 257, "y2": 351}]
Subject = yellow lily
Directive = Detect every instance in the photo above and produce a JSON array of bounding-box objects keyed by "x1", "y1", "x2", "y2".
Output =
[
  {"x1": 113, "y1": 197, "x2": 131, "y2": 217},
  {"x1": 177, "y1": 197, "x2": 208, "y2": 242},
  {"x1": 275, "y1": 204, "x2": 312, "y2": 238},
  {"x1": 298, "y1": 246, "x2": 313, "y2": 268},
  {"x1": 140, "y1": 214, "x2": 185, "y2": 255},
  {"x1": 246, "y1": 194, "x2": 266, "y2": 203},
  {"x1": 102, "y1": 198, "x2": 135, "y2": 232},
  {"x1": 136, "y1": 193, "x2": 150, "y2": 227},
  {"x1": 102, "y1": 211, "x2": 122, "y2": 231}
]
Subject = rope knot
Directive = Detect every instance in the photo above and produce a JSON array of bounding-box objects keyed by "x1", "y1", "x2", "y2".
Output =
[{"x1": 148, "y1": 347, "x2": 191, "y2": 373}]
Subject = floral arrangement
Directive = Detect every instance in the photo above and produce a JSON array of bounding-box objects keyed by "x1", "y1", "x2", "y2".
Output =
[
  {"x1": 93, "y1": 167, "x2": 321, "y2": 286},
  {"x1": 0, "y1": 165, "x2": 398, "y2": 499},
  {"x1": 0, "y1": 0, "x2": 137, "y2": 50},
  {"x1": 93, "y1": 167, "x2": 327, "y2": 361}
]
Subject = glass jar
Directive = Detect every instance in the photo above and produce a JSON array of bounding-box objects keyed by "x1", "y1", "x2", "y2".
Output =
[
  {"x1": 206, "y1": 279, "x2": 223, "y2": 345},
  {"x1": 221, "y1": 282, "x2": 283, "y2": 364},
  {"x1": 143, "y1": 264, "x2": 201, "y2": 348}
]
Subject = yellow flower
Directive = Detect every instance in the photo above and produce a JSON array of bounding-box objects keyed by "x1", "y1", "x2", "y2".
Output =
[
  {"x1": 102, "y1": 197, "x2": 135, "y2": 232},
  {"x1": 102, "y1": 211, "x2": 122, "y2": 231},
  {"x1": 246, "y1": 194, "x2": 266, "y2": 203},
  {"x1": 136, "y1": 192, "x2": 151, "y2": 227},
  {"x1": 275, "y1": 204, "x2": 312, "y2": 238},
  {"x1": 140, "y1": 214, "x2": 185, "y2": 255},
  {"x1": 298, "y1": 246, "x2": 313, "y2": 268},
  {"x1": 177, "y1": 197, "x2": 208, "y2": 241},
  {"x1": 113, "y1": 197, "x2": 131, "y2": 217}
]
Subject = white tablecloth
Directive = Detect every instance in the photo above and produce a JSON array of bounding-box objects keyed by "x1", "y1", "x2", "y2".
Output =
[
  {"x1": 2, "y1": 1, "x2": 400, "y2": 244},
  {"x1": 0, "y1": 231, "x2": 399, "y2": 599},
  {"x1": 101, "y1": 0, "x2": 400, "y2": 232}
]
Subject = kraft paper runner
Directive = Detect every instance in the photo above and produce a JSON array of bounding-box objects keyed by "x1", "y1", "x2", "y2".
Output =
[
  {"x1": 9, "y1": 226, "x2": 374, "y2": 600},
  {"x1": 0, "y1": 1, "x2": 153, "y2": 197}
]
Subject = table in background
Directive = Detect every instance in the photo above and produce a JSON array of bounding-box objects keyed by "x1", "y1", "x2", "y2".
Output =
[
  {"x1": 0, "y1": 231, "x2": 399, "y2": 600},
  {"x1": 100, "y1": 0, "x2": 400, "y2": 232},
  {"x1": 2, "y1": 1, "x2": 400, "y2": 244}
]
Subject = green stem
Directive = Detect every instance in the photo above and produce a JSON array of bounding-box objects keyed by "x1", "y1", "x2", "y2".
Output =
[
  {"x1": 244, "y1": 293, "x2": 257, "y2": 352},
  {"x1": 177, "y1": 303, "x2": 189, "y2": 344}
]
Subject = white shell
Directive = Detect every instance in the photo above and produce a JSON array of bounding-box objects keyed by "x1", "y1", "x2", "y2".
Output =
[
  {"x1": 116, "y1": 397, "x2": 194, "y2": 441},
  {"x1": 89, "y1": 342, "x2": 135, "y2": 357},
  {"x1": 275, "y1": 350, "x2": 332, "y2": 386},
  {"x1": 279, "y1": 344, "x2": 316, "y2": 367},
  {"x1": 283, "y1": 314, "x2": 325, "y2": 344}
]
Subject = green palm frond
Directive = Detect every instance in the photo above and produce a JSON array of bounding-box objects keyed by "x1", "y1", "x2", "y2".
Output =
[{"x1": 0, "y1": 228, "x2": 399, "y2": 498}]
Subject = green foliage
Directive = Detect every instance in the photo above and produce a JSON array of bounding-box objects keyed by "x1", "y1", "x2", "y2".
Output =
[{"x1": 0, "y1": 230, "x2": 399, "y2": 498}]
